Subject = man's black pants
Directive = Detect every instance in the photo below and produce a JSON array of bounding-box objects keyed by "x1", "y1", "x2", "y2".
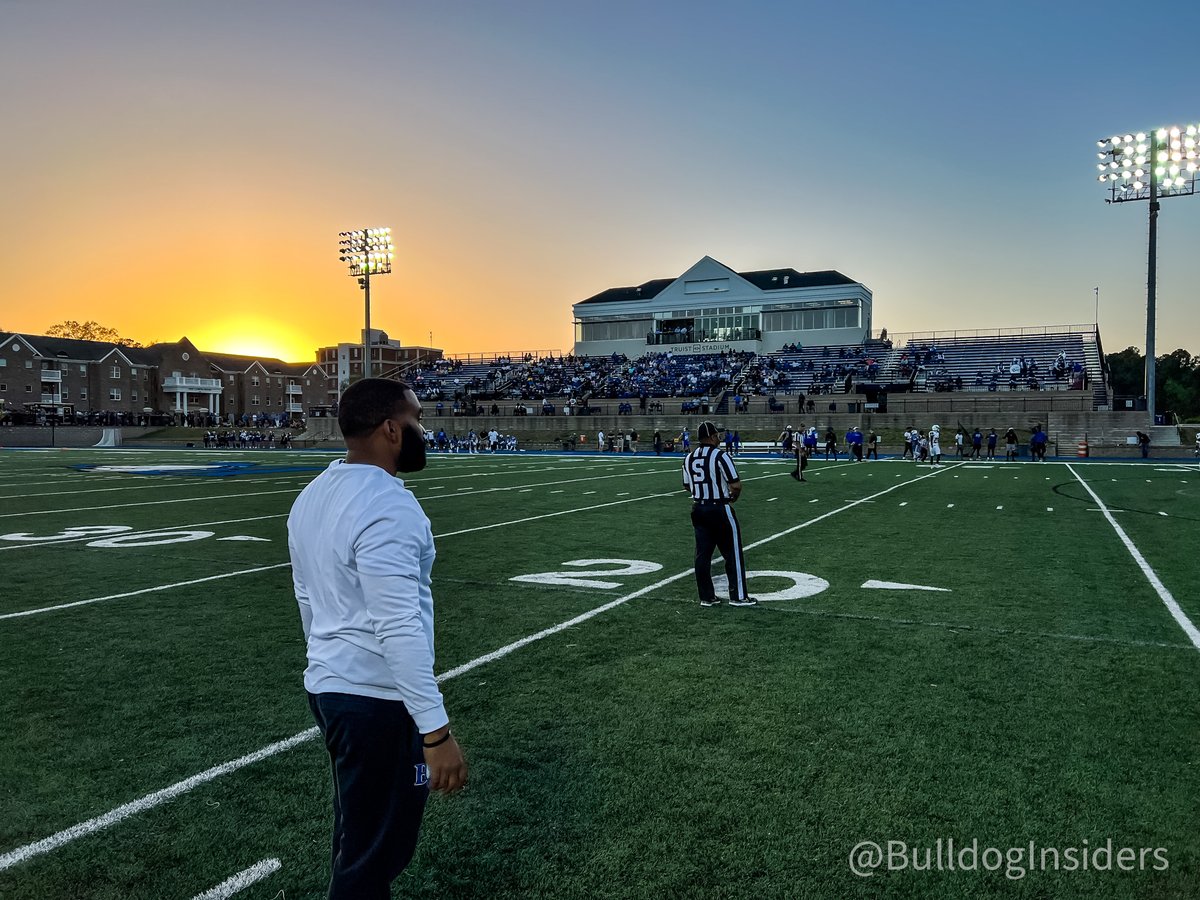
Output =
[
  {"x1": 308, "y1": 692, "x2": 429, "y2": 900},
  {"x1": 691, "y1": 501, "x2": 749, "y2": 601}
]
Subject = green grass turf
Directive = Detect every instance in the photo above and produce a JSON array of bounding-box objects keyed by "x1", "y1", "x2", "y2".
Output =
[{"x1": 0, "y1": 448, "x2": 1197, "y2": 898}]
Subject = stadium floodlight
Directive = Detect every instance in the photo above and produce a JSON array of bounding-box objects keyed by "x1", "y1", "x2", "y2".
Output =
[
  {"x1": 338, "y1": 227, "x2": 395, "y2": 379},
  {"x1": 1095, "y1": 122, "x2": 1200, "y2": 420}
]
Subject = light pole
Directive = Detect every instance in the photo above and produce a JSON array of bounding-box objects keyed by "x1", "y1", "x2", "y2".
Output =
[
  {"x1": 1095, "y1": 123, "x2": 1199, "y2": 420},
  {"x1": 338, "y1": 227, "x2": 394, "y2": 379}
]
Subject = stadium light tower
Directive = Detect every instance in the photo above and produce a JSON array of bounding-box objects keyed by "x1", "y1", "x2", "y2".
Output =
[
  {"x1": 338, "y1": 227, "x2": 394, "y2": 379},
  {"x1": 1095, "y1": 123, "x2": 1200, "y2": 419}
]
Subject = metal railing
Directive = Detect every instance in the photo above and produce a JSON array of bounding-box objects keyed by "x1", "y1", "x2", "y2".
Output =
[
  {"x1": 163, "y1": 376, "x2": 222, "y2": 390},
  {"x1": 445, "y1": 349, "x2": 563, "y2": 364},
  {"x1": 880, "y1": 324, "x2": 1098, "y2": 344}
]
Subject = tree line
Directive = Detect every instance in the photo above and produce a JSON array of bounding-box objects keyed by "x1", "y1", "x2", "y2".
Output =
[{"x1": 1107, "y1": 347, "x2": 1200, "y2": 420}]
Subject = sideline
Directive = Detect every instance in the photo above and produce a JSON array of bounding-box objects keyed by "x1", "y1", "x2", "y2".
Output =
[{"x1": 1066, "y1": 463, "x2": 1200, "y2": 650}]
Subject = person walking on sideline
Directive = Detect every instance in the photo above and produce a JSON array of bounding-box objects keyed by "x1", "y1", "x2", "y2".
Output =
[
  {"x1": 288, "y1": 379, "x2": 467, "y2": 900},
  {"x1": 684, "y1": 421, "x2": 755, "y2": 607}
]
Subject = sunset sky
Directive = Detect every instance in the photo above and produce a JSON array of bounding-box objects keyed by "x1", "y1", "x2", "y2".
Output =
[{"x1": 2, "y1": 1, "x2": 1198, "y2": 362}]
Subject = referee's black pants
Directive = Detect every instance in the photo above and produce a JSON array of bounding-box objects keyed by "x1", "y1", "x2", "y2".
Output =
[
  {"x1": 691, "y1": 501, "x2": 749, "y2": 602},
  {"x1": 308, "y1": 691, "x2": 429, "y2": 900}
]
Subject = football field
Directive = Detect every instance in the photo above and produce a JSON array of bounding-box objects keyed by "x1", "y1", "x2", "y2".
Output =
[{"x1": 1, "y1": 447, "x2": 1198, "y2": 899}]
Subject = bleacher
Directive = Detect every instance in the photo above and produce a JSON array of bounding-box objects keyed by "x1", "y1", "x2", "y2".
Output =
[
  {"x1": 411, "y1": 359, "x2": 513, "y2": 402},
  {"x1": 594, "y1": 352, "x2": 749, "y2": 400},
  {"x1": 427, "y1": 327, "x2": 1109, "y2": 413},
  {"x1": 883, "y1": 328, "x2": 1101, "y2": 403},
  {"x1": 744, "y1": 343, "x2": 890, "y2": 396}
]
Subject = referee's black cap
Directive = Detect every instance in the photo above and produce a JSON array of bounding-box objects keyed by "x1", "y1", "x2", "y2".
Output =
[{"x1": 697, "y1": 421, "x2": 720, "y2": 441}]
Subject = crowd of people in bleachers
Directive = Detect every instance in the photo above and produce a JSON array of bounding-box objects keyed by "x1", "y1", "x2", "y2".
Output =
[
  {"x1": 592, "y1": 350, "x2": 751, "y2": 400},
  {"x1": 743, "y1": 344, "x2": 882, "y2": 396},
  {"x1": 398, "y1": 336, "x2": 1096, "y2": 413}
]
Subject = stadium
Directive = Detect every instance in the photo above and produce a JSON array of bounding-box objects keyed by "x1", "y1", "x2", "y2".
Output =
[{"x1": 3, "y1": 244, "x2": 1200, "y2": 899}]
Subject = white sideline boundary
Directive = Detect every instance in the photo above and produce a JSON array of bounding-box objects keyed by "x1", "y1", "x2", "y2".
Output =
[
  {"x1": 0, "y1": 462, "x2": 953, "y2": 871},
  {"x1": 190, "y1": 857, "x2": 281, "y2": 900},
  {"x1": 1066, "y1": 464, "x2": 1200, "y2": 651}
]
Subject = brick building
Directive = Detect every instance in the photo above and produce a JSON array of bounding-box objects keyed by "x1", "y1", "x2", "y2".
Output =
[{"x1": 0, "y1": 333, "x2": 327, "y2": 424}]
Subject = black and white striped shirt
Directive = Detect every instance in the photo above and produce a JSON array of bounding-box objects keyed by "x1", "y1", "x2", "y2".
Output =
[{"x1": 683, "y1": 445, "x2": 739, "y2": 501}]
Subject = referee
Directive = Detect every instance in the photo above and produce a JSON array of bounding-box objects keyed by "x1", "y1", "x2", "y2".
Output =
[{"x1": 683, "y1": 421, "x2": 756, "y2": 607}]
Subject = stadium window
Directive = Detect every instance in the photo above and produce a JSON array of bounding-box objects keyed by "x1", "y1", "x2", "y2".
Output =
[
  {"x1": 80, "y1": 388, "x2": 87, "y2": 399},
  {"x1": 251, "y1": 376, "x2": 260, "y2": 387},
  {"x1": 109, "y1": 388, "x2": 121, "y2": 401},
  {"x1": 131, "y1": 391, "x2": 137, "y2": 401},
  {"x1": 110, "y1": 366, "x2": 121, "y2": 378},
  {"x1": 26, "y1": 360, "x2": 33, "y2": 368},
  {"x1": 62, "y1": 390, "x2": 69, "y2": 400},
  {"x1": 0, "y1": 383, "x2": 5, "y2": 391},
  {"x1": 228, "y1": 375, "x2": 234, "y2": 383},
  {"x1": 79, "y1": 365, "x2": 86, "y2": 373},
  {"x1": 0, "y1": 358, "x2": 5, "y2": 366},
  {"x1": 26, "y1": 384, "x2": 33, "y2": 392},
  {"x1": 251, "y1": 395, "x2": 260, "y2": 406}
]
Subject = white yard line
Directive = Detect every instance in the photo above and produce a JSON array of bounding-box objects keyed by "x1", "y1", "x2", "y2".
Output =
[
  {"x1": 0, "y1": 473, "x2": 314, "y2": 502},
  {"x1": 3, "y1": 474, "x2": 792, "y2": 615},
  {"x1": 437, "y1": 471, "x2": 789, "y2": 539},
  {"x1": 0, "y1": 468, "x2": 681, "y2": 520},
  {"x1": 0, "y1": 463, "x2": 954, "y2": 869},
  {"x1": 0, "y1": 488, "x2": 306, "y2": 519},
  {"x1": 1066, "y1": 463, "x2": 1200, "y2": 651},
  {"x1": 0, "y1": 564, "x2": 293, "y2": 621},
  {"x1": 190, "y1": 858, "x2": 281, "y2": 900}
]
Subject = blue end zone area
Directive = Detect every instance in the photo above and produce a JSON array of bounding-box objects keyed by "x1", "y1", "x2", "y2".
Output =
[{"x1": 70, "y1": 461, "x2": 328, "y2": 477}]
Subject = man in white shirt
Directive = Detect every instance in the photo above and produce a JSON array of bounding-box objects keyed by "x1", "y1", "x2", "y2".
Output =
[{"x1": 289, "y1": 378, "x2": 467, "y2": 899}]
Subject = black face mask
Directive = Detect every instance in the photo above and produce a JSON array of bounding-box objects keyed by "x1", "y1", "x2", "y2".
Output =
[{"x1": 397, "y1": 423, "x2": 427, "y2": 473}]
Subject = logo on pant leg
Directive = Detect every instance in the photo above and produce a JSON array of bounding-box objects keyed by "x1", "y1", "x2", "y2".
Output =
[{"x1": 414, "y1": 763, "x2": 429, "y2": 786}]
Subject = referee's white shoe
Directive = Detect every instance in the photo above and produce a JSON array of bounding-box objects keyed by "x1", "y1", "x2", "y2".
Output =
[{"x1": 728, "y1": 596, "x2": 758, "y2": 607}]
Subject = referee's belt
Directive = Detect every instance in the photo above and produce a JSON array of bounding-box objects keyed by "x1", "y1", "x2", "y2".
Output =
[{"x1": 692, "y1": 498, "x2": 730, "y2": 505}]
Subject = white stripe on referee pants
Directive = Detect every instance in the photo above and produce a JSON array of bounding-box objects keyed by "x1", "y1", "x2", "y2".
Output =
[{"x1": 723, "y1": 504, "x2": 747, "y2": 598}]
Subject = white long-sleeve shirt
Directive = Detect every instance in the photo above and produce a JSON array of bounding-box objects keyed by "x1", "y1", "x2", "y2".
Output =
[{"x1": 287, "y1": 459, "x2": 448, "y2": 733}]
